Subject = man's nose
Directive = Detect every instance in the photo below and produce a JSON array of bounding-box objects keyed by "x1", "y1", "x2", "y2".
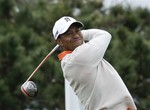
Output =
[
  {"x1": 72, "y1": 30, "x2": 77, "y2": 35},
  {"x1": 71, "y1": 30, "x2": 77, "y2": 36},
  {"x1": 72, "y1": 29, "x2": 80, "y2": 36}
]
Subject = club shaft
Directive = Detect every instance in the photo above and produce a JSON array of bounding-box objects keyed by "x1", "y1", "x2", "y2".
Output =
[{"x1": 25, "y1": 44, "x2": 59, "y2": 82}]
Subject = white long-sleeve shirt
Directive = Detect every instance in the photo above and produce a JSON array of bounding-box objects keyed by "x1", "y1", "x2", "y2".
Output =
[{"x1": 58, "y1": 29, "x2": 137, "y2": 110}]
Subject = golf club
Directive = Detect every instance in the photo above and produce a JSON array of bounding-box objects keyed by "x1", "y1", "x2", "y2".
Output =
[{"x1": 21, "y1": 44, "x2": 59, "y2": 97}]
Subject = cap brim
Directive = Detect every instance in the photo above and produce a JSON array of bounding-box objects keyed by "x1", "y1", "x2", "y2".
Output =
[{"x1": 59, "y1": 21, "x2": 84, "y2": 36}]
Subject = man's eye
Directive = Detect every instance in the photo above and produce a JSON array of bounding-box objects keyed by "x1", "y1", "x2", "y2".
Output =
[
  {"x1": 76, "y1": 29, "x2": 81, "y2": 32},
  {"x1": 64, "y1": 31, "x2": 72, "y2": 36}
]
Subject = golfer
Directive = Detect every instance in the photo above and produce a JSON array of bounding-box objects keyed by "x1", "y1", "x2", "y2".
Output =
[{"x1": 52, "y1": 16, "x2": 137, "y2": 110}]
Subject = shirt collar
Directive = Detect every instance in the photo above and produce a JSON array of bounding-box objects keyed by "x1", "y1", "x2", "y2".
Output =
[{"x1": 58, "y1": 51, "x2": 72, "y2": 60}]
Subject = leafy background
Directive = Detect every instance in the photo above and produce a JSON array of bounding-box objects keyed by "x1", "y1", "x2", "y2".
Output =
[{"x1": 0, "y1": 0, "x2": 149, "y2": 110}]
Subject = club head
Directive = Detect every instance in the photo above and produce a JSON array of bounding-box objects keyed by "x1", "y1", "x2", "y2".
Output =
[{"x1": 21, "y1": 81, "x2": 38, "y2": 98}]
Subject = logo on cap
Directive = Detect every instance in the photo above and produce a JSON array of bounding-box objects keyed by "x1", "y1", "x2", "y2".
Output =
[
  {"x1": 64, "y1": 17, "x2": 71, "y2": 22},
  {"x1": 55, "y1": 31, "x2": 59, "y2": 37}
]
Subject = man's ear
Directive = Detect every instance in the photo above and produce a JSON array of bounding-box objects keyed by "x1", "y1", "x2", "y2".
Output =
[{"x1": 56, "y1": 38, "x2": 63, "y2": 47}]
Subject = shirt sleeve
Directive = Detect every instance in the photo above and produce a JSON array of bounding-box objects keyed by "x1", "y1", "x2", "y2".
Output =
[{"x1": 69, "y1": 29, "x2": 112, "y2": 66}]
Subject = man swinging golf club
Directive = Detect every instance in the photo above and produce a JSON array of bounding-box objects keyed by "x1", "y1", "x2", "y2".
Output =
[{"x1": 52, "y1": 16, "x2": 137, "y2": 110}]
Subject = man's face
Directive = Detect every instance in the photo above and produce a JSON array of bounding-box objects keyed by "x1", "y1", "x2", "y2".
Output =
[{"x1": 56, "y1": 24, "x2": 84, "y2": 51}]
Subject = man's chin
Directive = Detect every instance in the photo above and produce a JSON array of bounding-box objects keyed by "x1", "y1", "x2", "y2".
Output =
[
  {"x1": 77, "y1": 40, "x2": 84, "y2": 45},
  {"x1": 73, "y1": 43, "x2": 82, "y2": 49}
]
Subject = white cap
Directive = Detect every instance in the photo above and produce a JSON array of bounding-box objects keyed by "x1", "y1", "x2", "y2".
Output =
[{"x1": 52, "y1": 16, "x2": 84, "y2": 40}]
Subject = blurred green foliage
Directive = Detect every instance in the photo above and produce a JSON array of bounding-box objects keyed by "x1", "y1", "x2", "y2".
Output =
[{"x1": 0, "y1": 0, "x2": 149, "y2": 110}]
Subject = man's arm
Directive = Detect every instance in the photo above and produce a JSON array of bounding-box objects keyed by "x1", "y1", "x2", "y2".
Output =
[{"x1": 71, "y1": 29, "x2": 111, "y2": 65}]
